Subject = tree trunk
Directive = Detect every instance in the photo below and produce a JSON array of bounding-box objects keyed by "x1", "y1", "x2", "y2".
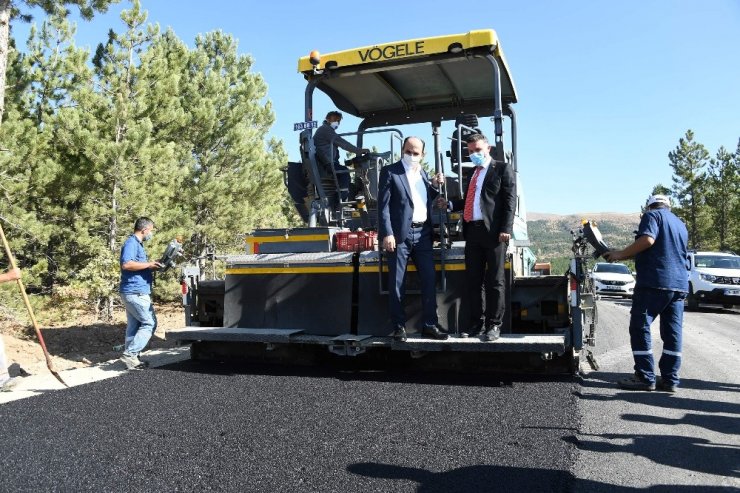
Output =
[{"x1": 0, "y1": 0, "x2": 11, "y2": 126}]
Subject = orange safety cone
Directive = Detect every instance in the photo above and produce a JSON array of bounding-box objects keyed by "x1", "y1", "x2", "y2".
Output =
[{"x1": 0, "y1": 222, "x2": 68, "y2": 388}]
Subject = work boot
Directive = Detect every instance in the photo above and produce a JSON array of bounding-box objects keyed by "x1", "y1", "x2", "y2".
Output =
[
  {"x1": 120, "y1": 354, "x2": 146, "y2": 371},
  {"x1": 617, "y1": 372, "x2": 655, "y2": 391},
  {"x1": 656, "y1": 376, "x2": 678, "y2": 393}
]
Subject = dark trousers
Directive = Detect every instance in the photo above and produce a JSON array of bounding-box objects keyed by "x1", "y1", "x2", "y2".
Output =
[
  {"x1": 629, "y1": 287, "x2": 685, "y2": 385},
  {"x1": 334, "y1": 162, "x2": 350, "y2": 201},
  {"x1": 387, "y1": 225, "x2": 438, "y2": 328},
  {"x1": 464, "y1": 222, "x2": 505, "y2": 326}
]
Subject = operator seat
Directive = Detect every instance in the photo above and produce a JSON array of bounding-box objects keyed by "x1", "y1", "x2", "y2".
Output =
[
  {"x1": 449, "y1": 114, "x2": 482, "y2": 196},
  {"x1": 450, "y1": 113, "x2": 482, "y2": 169}
]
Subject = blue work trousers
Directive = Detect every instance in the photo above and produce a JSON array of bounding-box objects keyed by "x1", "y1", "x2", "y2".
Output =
[
  {"x1": 387, "y1": 225, "x2": 438, "y2": 328},
  {"x1": 629, "y1": 287, "x2": 685, "y2": 386}
]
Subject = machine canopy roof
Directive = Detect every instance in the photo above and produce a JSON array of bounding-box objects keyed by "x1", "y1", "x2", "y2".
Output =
[{"x1": 298, "y1": 30, "x2": 518, "y2": 127}]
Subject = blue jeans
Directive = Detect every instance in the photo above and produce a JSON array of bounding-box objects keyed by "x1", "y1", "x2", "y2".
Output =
[
  {"x1": 629, "y1": 287, "x2": 686, "y2": 386},
  {"x1": 121, "y1": 293, "x2": 157, "y2": 357}
]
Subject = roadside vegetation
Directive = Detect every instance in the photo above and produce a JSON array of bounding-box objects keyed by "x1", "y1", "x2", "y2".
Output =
[
  {"x1": 530, "y1": 133, "x2": 739, "y2": 274},
  {"x1": 0, "y1": 1, "x2": 298, "y2": 323}
]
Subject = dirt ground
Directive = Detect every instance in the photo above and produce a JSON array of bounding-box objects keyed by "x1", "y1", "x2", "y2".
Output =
[{"x1": 1, "y1": 303, "x2": 183, "y2": 377}]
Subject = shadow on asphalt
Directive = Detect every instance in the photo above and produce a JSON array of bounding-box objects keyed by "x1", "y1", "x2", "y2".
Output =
[
  {"x1": 620, "y1": 412, "x2": 739, "y2": 436},
  {"x1": 569, "y1": 370, "x2": 740, "y2": 482},
  {"x1": 580, "y1": 370, "x2": 740, "y2": 393},
  {"x1": 347, "y1": 462, "x2": 735, "y2": 492},
  {"x1": 564, "y1": 432, "x2": 739, "y2": 480},
  {"x1": 154, "y1": 358, "x2": 576, "y2": 389},
  {"x1": 684, "y1": 305, "x2": 739, "y2": 314}
]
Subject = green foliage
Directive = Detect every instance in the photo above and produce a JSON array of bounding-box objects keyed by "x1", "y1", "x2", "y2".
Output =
[
  {"x1": 0, "y1": 2, "x2": 291, "y2": 319},
  {"x1": 16, "y1": 1, "x2": 119, "y2": 21},
  {"x1": 705, "y1": 143, "x2": 739, "y2": 252},
  {"x1": 529, "y1": 128, "x2": 740, "y2": 265},
  {"x1": 668, "y1": 130, "x2": 710, "y2": 249},
  {"x1": 650, "y1": 183, "x2": 671, "y2": 199},
  {"x1": 668, "y1": 130, "x2": 739, "y2": 253},
  {"x1": 172, "y1": 30, "x2": 288, "y2": 256}
]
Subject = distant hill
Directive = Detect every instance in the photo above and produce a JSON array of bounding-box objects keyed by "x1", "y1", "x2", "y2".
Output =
[{"x1": 526, "y1": 212, "x2": 640, "y2": 261}]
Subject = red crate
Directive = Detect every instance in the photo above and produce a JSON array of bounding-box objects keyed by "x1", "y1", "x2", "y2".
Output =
[{"x1": 335, "y1": 231, "x2": 377, "y2": 252}]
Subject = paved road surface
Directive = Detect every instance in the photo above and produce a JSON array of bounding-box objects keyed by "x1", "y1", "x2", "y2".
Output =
[
  {"x1": 574, "y1": 299, "x2": 740, "y2": 491},
  {"x1": 0, "y1": 300, "x2": 737, "y2": 492}
]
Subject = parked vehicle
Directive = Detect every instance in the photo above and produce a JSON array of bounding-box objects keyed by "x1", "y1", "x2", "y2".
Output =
[
  {"x1": 687, "y1": 251, "x2": 740, "y2": 310},
  {"x1": 591, "y1": 262, "x2": 635, "y2": 298}
]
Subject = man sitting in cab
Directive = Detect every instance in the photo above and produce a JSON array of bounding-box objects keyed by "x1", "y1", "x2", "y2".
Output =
[{"x1": 313, "y1": 111, "x2": 369, "y2": 201}]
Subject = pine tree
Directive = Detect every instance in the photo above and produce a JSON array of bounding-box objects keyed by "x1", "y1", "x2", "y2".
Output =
[
  {"x1": 0, "y1": 13, "x2": 89, "y2": 292},
  {"x1": 651, "y1": 184, "x2": 671, "y2": 196},
  {"x1": 0, "y1": 0, "x2": 119, "y2": 125},
  {"x1": 668, "y1": 130, "x2": 709, "y2": 249},
  {"x1": 706, "y1": 143, "x2": 739, "y2": 251},
  {"x1": 734, "y1": 140, "x2": 740, "y2": 253},
  {"x1": 173, "y1": 30, "x2": 288, "y2": 259},
  {"x1": 21, "y1": 14, "x2": 91, "y2": 289},
  {"x1": 54, "y1": 0, "x2": 184, "y2": 318}
]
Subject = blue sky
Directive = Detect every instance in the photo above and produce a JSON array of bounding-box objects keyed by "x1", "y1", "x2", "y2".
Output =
[{"x1": 12, "y1": 0, "x2": 740, "y2": 214}]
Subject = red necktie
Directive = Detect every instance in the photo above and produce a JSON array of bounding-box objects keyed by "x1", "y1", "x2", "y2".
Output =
[{"x1": 463, "y1": 166, "x2": 483, "y2": 222}]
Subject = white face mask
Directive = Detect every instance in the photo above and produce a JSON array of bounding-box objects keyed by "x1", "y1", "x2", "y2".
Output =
[
  {"x1": 402, "y1": 153, "x2": 422, "y2": 168},
  {"x1": 329, "y1": 121, "x2": 339, "y2": 130}
]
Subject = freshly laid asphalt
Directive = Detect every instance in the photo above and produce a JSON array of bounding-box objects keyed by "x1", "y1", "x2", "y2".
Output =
[{"x1": 0, "y1": 359, "x2": 580, "y2": 492}]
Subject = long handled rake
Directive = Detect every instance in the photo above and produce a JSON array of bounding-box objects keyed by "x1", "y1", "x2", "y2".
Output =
[{"x1": 0, "y1": 222, "x2": 68, "y2": 387}]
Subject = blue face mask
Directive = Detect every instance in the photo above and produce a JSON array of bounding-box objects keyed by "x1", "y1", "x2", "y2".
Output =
[{"x1": 469, "y1": 152, "x2": 487, "y2": 166}]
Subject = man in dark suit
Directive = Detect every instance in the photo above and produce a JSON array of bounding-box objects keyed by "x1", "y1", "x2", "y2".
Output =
[
  {"x1": 448, "y1": 133, "x2": 516, "y2": 341},
  {"x1": 378, "y1": 136, "x2": 448, "y2": 342}
]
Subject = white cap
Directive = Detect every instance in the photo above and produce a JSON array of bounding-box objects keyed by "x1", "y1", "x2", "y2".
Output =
[{"x1": 646, "y1": 194, "x2": 671, "y2": 208}]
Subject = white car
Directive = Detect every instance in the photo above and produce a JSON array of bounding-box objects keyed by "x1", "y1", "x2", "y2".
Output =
[
  {"x1": 688, "y1": 251, "x2": 740, "y2": 310},
  {"x1": 591, "y1": 262, "x2": 635, "y2": 298}
]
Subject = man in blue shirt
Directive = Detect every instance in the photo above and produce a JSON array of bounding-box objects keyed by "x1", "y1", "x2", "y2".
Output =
[
  {"x1": 119, "y1": 217, "x2": 162, "y2": 370},
  {"x1": 604, "y1": 194, "x2": 689, "y2": 392}
]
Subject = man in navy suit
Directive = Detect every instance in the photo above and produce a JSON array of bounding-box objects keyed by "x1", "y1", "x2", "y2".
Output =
[
  {"x1": 378, "y1": 136, "x2": 448, "y2": 341},
  {"x1": 447, "y1": 133, "x2": 516, "y2": 341}
]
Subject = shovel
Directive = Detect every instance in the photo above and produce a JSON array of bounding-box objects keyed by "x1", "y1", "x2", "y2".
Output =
[{"x1": 0, "y1": 222, "x2": 68, "y2": 387}]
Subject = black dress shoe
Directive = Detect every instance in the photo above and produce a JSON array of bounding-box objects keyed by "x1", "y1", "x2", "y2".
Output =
[
  {"x1": 466, "y1": 321, "x2": 484, "y2": 338},
  {"x1": 482, "y1": 323, "x2": 501, "y2": 341},
  {"x1": 393, "y1": 326, "x2": 407, "y2": 342},
  {"x1": 421, "y1": 324, "x2": 449, "y2": 340}
]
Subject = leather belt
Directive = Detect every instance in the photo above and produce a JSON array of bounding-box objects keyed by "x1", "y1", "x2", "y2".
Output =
[
  {"x1": 467, "y1": 220, "x2": 485, "y2": 226},
  {"x1": 411, "y1": 221, "x2": 426, "y2": 228}
]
